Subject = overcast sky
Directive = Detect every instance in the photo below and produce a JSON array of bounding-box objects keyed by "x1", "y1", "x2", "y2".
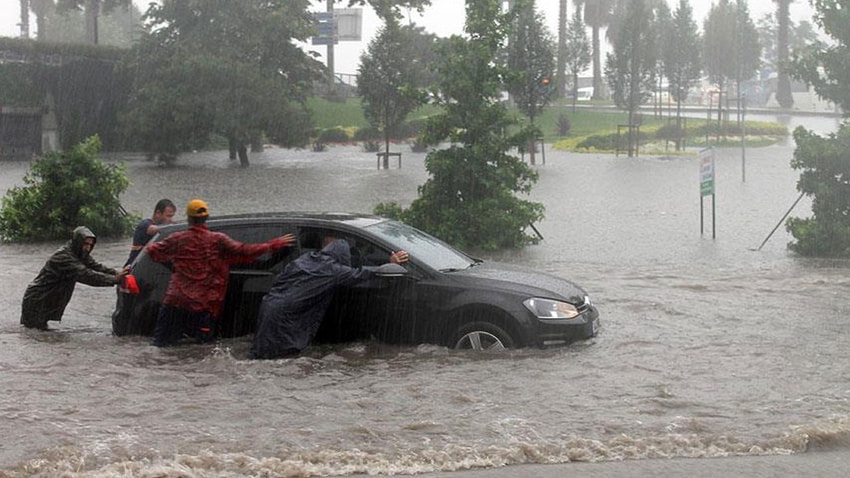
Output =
[{"x1": 1, "y1": 0, "x2": 819, "y2": 75}]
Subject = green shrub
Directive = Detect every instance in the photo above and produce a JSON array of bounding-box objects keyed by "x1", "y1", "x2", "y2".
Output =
[
  {"x1": 316, "y1": 127, "x2": 350, "y2": 144},
  {"x1": 786, "y1": 125, "x2": 850, "y2": 257},
  {"x1": 0, "y1": 135, "x2": 136, "y2": 242},
  {"x1": 373, "y1": 201, "x2": 405, "y2": 220},
  {"x1": 576, "y1": 130, "x2": 651, "y2": 151},
  {"x1": 576, "y1": 133, "x2": 617, "y2": 150},
  {"x1": 353, "y1": 125, "x2": 381, "y2": 141},
  {"x1": 655, "y1": 124, "x2": 688, "y2": 141}
]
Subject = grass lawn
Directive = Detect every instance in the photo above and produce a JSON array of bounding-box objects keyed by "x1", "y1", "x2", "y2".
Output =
[{"x1": 307, "y1": 97, "x2": 787, "y2": 153}]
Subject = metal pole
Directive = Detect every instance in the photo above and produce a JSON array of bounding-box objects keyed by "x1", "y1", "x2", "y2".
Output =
[
  {"x1": 755, "y1": 192, "x2": 805, "y2": 251},
  {"x1": 326, "y1": 0, "x2": 335, "y2": 87},
  {"x1": 741, "y1": 94, "x2": 746, "y2": 183},
  {"x1": 712, "y1": 193, "x2": 716, "y2": 239}
]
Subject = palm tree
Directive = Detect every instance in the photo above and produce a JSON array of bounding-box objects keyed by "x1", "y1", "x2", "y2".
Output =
[
  {"x1": 19, "y1": 0, "x2": 30, "y2": 38},
  {"x1": 557, "y1": 0, "x2": 567, "y2": 98},
  {"x1": 57, "y1": 0, "x2": 131, "y2": 44},
  {"x1": 575, "y1": 0, "x2": 614, "y2": 100},
  {"x1": 774, "y1": 0, "x2": 793, "y2": 108},
  {"x1": 31, "y1": 0, "x2": 54, "y2": 40}
]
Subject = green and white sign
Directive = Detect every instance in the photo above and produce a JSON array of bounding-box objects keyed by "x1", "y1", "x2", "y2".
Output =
[{"x1": 700, "y1": 148, "x2": 715, "y2": 197}]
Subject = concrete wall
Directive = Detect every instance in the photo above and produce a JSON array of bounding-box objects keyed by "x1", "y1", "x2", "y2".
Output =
[{"x1": 0, "y1": 106, "x2": 42, "y2": 161}]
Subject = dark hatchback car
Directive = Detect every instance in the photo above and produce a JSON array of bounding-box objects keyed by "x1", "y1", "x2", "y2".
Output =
[{"x1": 113, "y1": 213, "x2": 599, "y2": 350}]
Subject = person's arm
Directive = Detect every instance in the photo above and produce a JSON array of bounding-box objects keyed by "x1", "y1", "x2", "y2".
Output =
[
  {"x1": 56, "y1": 253, "x2": 124, "y2": 287},
  {"x1": 332, "y1": 251, "x2": 409, "y2": 287},
  {"x1": 145, "y1": 235, "x2": 178, "y2": 263},
  {"x1": 82, "y1": 253, "x2": 118, "y2": 275},
  {"x1": 221, "y1": 233, "x2": 296, "y2": 263}
]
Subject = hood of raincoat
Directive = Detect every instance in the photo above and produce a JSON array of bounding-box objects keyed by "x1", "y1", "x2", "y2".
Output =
[
  {"x1": 70, "y1": 226, "x2": 97, "y2": 259},
  {"x1": 292, "y1": 238, "x2": 351, "y2": 275}
]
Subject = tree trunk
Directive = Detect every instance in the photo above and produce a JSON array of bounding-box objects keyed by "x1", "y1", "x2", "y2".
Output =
[
  {"x1": 31, "y1": 0, "x2": 50, "y2": 41},
  {"x1": 237, "y1": 143, "x2": 249, "y2": 167},
  {"x1": 251, "y1": 136, "x2": 263, "y2": 153},
  {"x1": 676, "y1": 99, "x2": 683, "y2": 151},
  {"x1": 383, "y1": 131, "x2": 390, "y2": 170},
  {"x1": 556, "y1": 0, "x2": 567, "y2": 99},
  {"x1": 85, "y1": 0, "x2": 100, "y2": 44},
  {"x1": 591, "y1": 25, "x2": 602, "y2": 99},
  {"x1": 776, "y1": 0, "x2": 794, "y2": 109},
  {"x1": 229, "y1": 138, "x2": 237, "y2": 160},
  {"x1": 19, "y1": 0, "x2": 30, "y2": 38}
]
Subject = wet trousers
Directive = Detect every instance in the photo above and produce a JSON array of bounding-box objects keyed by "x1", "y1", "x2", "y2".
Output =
[{"x1": 152, "y1": 305, "x2": 215, "y2": 347}]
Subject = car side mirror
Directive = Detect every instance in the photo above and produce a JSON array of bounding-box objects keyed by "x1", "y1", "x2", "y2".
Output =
[{"x1": 375, "y1": 263, "x2": 408, "y2": 277}]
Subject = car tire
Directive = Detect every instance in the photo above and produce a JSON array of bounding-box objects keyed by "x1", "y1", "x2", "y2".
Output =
[{"x1": 450, "y1": 321, "x2": 516, "y2": 351}]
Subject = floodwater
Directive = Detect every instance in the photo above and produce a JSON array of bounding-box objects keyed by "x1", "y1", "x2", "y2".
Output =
[{"x1": 0, "y1": 114, "x2": 848, "y2": 477}]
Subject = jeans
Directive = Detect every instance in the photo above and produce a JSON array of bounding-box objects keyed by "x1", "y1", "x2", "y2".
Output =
[{"x1": 152, "y1": 305, "x2": 215, "y2": 347}]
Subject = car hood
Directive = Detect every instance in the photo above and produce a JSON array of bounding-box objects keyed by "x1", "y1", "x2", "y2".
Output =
[{"x1": 448, "y1": 261, "x2": 589, "y2": 305}]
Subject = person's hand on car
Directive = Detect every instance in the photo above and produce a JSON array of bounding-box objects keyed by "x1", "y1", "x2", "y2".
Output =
[
  {"x1": 115, "y1": 266, "x2": 131, "y2": 285},
  {"x1": 390, "y1": 251, "x2": 409, "y2": 264},
  {"x1": 273, "y1": 233, "x2": 296, "y2": 249}
]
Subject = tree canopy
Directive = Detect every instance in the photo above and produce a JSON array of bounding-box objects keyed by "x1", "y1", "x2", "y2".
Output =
[
  {"x1": 358, "y1": 22, "x2": 436, "y2": 164},
  {"x1": 504, "y1": 0, "x2": 555, "y2": 165},
  {"x1": 122, "y1": 0, "x2": 322, "y2": 166},
  {"x1": 703, "y1": 0, "x2": 761, "y2": 97},
  {"x1": 564, "y1": 8, "x2": 591, "y2": 111},
  {"x1": 790, "y1": 0, "x2": 850, "y2": 112},
  {"x1": 379, "y1": 0, "x2": 544, "y2": 251},
  {"x1": 785, "y1": 0, "x2": 850, "y2": 257},
  {"x1": 661, "y1": 0, "x2": 701, "y2": 149},
  {"x1": 341, "y1": 0, "x2": 431, "y2": 22},
  {"x1": 604, "y1": 0, "x2": 657, "y2": 156}
]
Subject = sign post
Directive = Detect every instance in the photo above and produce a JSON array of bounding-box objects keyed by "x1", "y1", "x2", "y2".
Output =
[{"x1": 700, "y1": 148, "x2": 716, "y2": 239}]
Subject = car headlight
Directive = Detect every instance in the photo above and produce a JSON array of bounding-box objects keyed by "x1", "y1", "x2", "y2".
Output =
[{"x1": 523, "y1": 298, "x2": 580, "y2": 320}]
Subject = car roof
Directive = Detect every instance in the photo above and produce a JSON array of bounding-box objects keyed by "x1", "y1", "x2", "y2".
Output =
[{"x1": 156, "y1": 211, "x2": 388, "y2": 233}]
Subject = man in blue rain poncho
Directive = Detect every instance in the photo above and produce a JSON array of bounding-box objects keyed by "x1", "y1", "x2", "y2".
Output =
[{"x1": 250, "y1": 237, "x2": 408, "y2": 359}]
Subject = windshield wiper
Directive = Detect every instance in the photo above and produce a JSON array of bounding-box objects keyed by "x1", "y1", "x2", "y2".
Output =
[{"x1": 440, "y1": 261, "x2": 481, "y2": 273}]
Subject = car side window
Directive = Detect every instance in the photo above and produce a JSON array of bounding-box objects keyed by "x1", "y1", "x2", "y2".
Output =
[
  {"x1": 216, "y1": 224, "x2": 297, "y2": 272},
  {"x1": 298, "y1": 227, "x2": 393, "y2": 268}
]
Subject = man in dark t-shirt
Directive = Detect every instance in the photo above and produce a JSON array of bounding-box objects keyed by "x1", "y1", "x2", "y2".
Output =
[{"x1": 125, "y1": 198, "x2": 176, "y2": 266}]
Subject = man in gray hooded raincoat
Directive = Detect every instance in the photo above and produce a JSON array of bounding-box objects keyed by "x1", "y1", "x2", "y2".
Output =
[
  {"x1": 250, "y1": 238, "x2": 407, "y2": 359},
  {"x1": 21, "y1": 226, "x2": 128, "y2": 330}
]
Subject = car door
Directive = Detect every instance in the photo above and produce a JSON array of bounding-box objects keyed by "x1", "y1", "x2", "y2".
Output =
[
  {"x1": 216, "y1": 222, "x2": 298, "y2": 337},
  {"x1": 319, "y1": 228, "x2": 431, "y2": 345}
]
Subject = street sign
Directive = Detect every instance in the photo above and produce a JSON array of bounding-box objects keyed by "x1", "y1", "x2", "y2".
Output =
[
  {"x1": 699, "y1": 148, "x2": 716, "y2": 239},
  {"x1": 312, "y1": 11, "x2": 338, "y2": 46},
  {"x1": 700, "y1": 148, "x2": 715, "y2": 196}
]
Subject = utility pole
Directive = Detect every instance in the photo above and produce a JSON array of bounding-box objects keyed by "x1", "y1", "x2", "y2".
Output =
[
  {"x1": 737, "y1": 0, "x2": 746, "y2": 182},
  {"x1": 326, "y1": 0, "x2": 335, "y2": 87}
]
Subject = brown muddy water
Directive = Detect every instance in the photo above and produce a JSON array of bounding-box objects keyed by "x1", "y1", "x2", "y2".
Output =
[{"x1": 0, "y1": 115, "x2": 848, "y2": 477}]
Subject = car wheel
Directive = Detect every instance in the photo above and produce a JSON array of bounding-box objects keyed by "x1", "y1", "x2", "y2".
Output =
[{"x1": 451, "y1": 321, "x2": 516, "y2": 351}]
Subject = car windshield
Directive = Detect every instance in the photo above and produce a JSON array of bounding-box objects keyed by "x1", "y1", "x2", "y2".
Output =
[{"x1": 364, "y1": 220, "x2": 476, "y2": 272}]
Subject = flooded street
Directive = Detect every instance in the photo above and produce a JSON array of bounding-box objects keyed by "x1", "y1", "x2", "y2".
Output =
[{"x1": 1, "y1": 115, "x2": 849, "y2": 477}]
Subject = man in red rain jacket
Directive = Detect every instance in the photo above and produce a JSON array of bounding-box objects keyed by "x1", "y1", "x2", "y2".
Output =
[{"x1": 146, "y1": 199, "x2": 294, "y2": 347}]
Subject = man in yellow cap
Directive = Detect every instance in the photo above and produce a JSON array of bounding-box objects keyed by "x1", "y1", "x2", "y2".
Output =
[{"x1": 145, "y1": 199, "x2": 295, "y2": 346}]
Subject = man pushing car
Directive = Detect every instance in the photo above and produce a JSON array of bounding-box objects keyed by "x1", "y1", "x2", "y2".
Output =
[{"x1": 145, "y1": 199, "x2": 295, "y2": 347}]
